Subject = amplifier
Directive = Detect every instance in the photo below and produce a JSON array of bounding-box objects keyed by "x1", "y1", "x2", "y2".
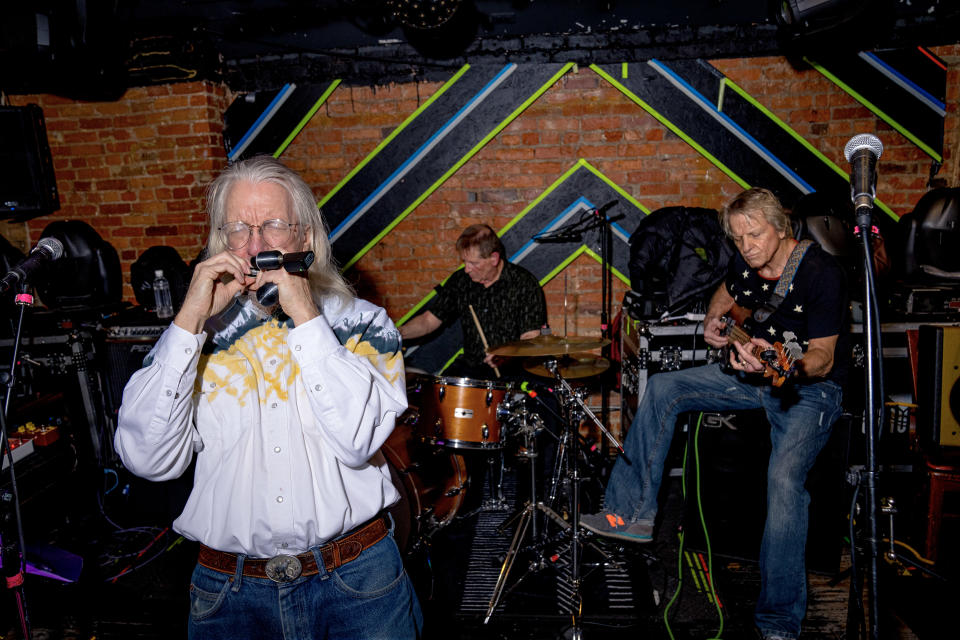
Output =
[
  {"x1": 102, "y1": 324, "x2": 166, "y2": 416},
  {"x1": 888, "y1": 282, "x2": 960, "y2": 319},
  {"x1": 619, "y1": 316, "x2": 714, "y2": 430}
]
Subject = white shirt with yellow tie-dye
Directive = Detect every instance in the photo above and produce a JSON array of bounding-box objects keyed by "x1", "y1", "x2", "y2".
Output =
[{"x1": 115, "y1": 295, "x2": 407, "y2": 558}]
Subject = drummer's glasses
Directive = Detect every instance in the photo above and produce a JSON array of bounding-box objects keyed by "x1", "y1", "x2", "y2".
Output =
[{"x1": 219, "y1": 219, "x2": 300, "y2": 251}]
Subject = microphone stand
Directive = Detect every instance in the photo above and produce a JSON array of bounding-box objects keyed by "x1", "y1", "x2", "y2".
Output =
[
  {"x1": 851, "y1": 206, "x2": 884, "y2": 640},
  {"x1": 533, "y1": 203, "x2": 623, "y2": 448},
  {"x1": 0, "y1": 286, "x2": 35, "y2": 640}
]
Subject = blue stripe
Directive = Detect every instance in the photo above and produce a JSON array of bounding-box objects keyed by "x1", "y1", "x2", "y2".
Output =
[
  {"x1": 862, "y1": 51, "x2": 946, "y2": 111},
  {"x1": 329, "y1": 64, "x2": 516, "y2": 240},
  {"x1": 650, "y1": 59, "x2": 815, "y2": 193},
  {"x1": 512, "y1": 197, "x2": 594, "y2": 262},
  {"x1": 228, "y1": 84, "x2": 293, "y2": 162}
]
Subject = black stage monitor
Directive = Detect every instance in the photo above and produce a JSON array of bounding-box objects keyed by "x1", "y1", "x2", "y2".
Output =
[{"x1": 0, "y1": 104, "x2": 59, "y2": 219}]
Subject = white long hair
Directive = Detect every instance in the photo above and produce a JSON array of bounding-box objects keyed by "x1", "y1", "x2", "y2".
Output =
[{"x1": 205, "y1": 155, "x2": 354, "y2": 306}]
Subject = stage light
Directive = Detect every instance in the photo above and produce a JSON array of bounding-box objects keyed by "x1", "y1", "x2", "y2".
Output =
[{"x1": 388, "y1": 0, "x2": 463, "y2": 30}]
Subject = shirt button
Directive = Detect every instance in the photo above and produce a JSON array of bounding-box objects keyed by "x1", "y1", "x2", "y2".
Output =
[
  {"x1": 271, "y1": 402, "x2": 278, "y2": 409},
  {"x1": 295, "y1": 345, "x2": 302, "y2": 351},
  {"x1": 209, "y1": 383, "x2": 216, "y2": 389},
  {"x1": 185, "y1": 348, "x2": 193, "y2": 355},
  {"x1": 270, "y1": 359, "x2": 276, "y2": 365},
  {"x1": 276, "y1": 496, "x2": 284, "y2": 503},
  {"x1": 281, "y1": 542, "x2": 288, "y2": 549},
  {"x1": 314, "y1": 384, "x2": 322, "y2": 391},
  {"x1": 166, "y1": 390, "x2": 172, "y2": 396},
  {"x1": 274, "y1": 447, "x2": 281, "y2": 453}
]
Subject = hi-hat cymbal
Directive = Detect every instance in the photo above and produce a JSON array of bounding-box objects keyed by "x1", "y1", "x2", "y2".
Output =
[
  {"x1": 523, "y1": 354, "x2": 610, "y2": 379},
  {"x1": 487, "y1": 334, "x2": 611, "y2": 357}
]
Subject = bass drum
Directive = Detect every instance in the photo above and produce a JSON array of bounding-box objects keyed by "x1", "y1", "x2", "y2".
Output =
[{"x1": 383, "y1": 409, "x2": 468, "y2": 552}]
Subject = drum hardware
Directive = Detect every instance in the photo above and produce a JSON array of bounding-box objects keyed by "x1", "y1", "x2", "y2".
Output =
[{"x1": 484, "y1": 359, "x2": 625, "y2": 628}]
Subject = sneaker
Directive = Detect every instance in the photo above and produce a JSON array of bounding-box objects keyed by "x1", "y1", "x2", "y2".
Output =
[{"x1": 579, "y1": 512, "x2": 653, "y2": 543}]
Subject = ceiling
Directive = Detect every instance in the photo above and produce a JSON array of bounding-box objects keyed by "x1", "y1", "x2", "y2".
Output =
[{"x1": 2, "y1": 1, "x2": 959, "y2": 99}]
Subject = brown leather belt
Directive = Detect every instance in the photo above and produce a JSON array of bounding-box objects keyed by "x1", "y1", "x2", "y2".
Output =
[{"x1": 197, "y1": 516, "x2": 389, "y2": 583}]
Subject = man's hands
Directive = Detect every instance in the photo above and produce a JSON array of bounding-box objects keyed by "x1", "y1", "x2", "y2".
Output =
[
  {"x1": 728, "y1": 336, "x2": 772, "y2": 374},
  {"x1": 174, "y1": 252, "x2": 318, "y2": 335},
  {"x1": 703, "y1": 315, "x2": 729, "y2": 348},
  {"x1": 175, "y1": 252, "x2": 248, "y2": 334}
]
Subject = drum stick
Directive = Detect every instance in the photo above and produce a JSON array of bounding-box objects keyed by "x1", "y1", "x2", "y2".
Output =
[{"x1": 468, "y1": 304, "x2": 500, "y2": 378}]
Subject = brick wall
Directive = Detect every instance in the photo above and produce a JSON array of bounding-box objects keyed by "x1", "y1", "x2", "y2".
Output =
[
  {"x1": 3, "y1": 81, "x2": 231, "y2": 300},
  {"x1": 4, "y1": 46, "x2": 958, "y2": 332}
]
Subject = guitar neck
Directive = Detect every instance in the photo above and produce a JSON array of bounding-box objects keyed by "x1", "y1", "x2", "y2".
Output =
[{"x1": 726, "y1": 325, "x2": 763, "y2": 358}]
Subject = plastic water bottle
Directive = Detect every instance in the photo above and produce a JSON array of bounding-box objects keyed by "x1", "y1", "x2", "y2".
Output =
[{"x1": 153, "y1": 269, "x2": 174, "y2": 319}]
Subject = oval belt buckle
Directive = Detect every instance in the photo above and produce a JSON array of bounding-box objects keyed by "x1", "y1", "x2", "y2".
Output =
[{"x1": 264, "y1": 554, "x2": 302, "y2": 583}]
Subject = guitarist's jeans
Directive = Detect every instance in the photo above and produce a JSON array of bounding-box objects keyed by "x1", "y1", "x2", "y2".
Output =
[{"x1": 605, "y1": 363, "x2": 843, "y2": 640}]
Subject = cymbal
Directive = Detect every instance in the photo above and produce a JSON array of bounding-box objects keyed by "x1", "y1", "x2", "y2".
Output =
[
  {"x1": 487, "y1": 334, "x2": 611, "y2": 357},
  {"x1": 523, "y1": 354, "x2": 610, "y2": 380}
]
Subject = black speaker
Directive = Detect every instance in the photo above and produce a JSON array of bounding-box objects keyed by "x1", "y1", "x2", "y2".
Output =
[
  {"x1": 681, "y1": 410, "x2": 849, "y2": 574},
  {"x1": 0, "y1": 104, "x2": 59, "y2": 219},
  {"x1": 101, "y1": 324, "x2": 166, "y2": 418},
  {"x1": 917, "y1": 325, "x2": 960, "y2": 448}
]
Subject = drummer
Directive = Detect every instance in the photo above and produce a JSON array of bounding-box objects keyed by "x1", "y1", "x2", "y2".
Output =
[{"x1": 400, "y1": 223, "x2": 547, "y2": 379}]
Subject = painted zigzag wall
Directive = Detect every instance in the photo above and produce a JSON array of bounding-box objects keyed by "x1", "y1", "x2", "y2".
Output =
[{"x1": 222, "y1": 48, "x2": 947, "y2": 373}]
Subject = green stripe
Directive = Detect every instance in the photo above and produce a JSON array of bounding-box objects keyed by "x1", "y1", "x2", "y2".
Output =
[
  {"x1": 501, "y1": 159, "x2": 583, "y2": 235},
  {"x1": 622, "y1": 62, "x2": 628, "y2": 79},
  {"x1": 591, "y1": 64, "x2": 751, "y2": 190},
  {"x1": 722, "y1": 77, "x2": 898, "y2": 222},
  {"x1": 274, "y1": 80, "x2": 341, "y2": 158},
  {"x1": 806, "y1": 56, "x2": 943, "y2": 163},
  {"x1": 538, "y1": 245, "x2": 588, "y2": 285},
  {"x1": 396, "y1": 290, "x2": 437, "y2": 326},
  {"x1": 397, "y1": 265, "x2": 463, "y2": 326},
  {"x1": 583, "y1": 247, "x2": 631, "y2": 287},
  {"x1": 580, "y1": 160, "x2": 651, "y2": 214},
  {"x1": 342, "y1": 63, "x2": 575, "y2": 272},
  {"x1": 438, "y1": 349, "x2": 464, "y2": 375},
  {"x1": 319, "y1": 64, "x2": 472, "y2": 208}
]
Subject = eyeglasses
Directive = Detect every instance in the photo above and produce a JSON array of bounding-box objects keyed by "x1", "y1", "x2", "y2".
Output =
[{"x1": 219, "y1": 219, "x2": 300, "y2": 250}]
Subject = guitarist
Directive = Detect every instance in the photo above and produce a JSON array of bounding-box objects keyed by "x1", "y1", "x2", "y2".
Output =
[{"x1": 582, "y1": 187, "x2": 849, "y2": 640}]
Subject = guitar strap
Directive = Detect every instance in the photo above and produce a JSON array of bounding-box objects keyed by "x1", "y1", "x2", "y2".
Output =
[{"x1": 752, "y1": 239, "x2": 814, "y2": 324}]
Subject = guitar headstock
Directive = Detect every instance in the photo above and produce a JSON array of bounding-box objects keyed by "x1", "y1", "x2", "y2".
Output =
[{"x1": 760, "y1": 342, "x2": 802, "y2": 387}]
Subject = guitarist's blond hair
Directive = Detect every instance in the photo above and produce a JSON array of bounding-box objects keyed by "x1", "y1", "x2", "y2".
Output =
[{"x1": 720, "y1": 187, "x2": 794, "y2": 239}]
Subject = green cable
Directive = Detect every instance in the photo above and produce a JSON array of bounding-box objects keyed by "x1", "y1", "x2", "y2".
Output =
[
  {"x1": 662, "y1": 431, "x2": 688, "y2": 640},
  {"x1": 663, "y1": 412, "x2": 725, "y2": 639},
  {"x1": 694, "y1": 412, "x2": 724, "y2": 640}
]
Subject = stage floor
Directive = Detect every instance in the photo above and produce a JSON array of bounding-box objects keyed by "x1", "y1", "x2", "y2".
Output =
[{"x1": 0, "y1": 450, "x2": 953, "y2": 639}]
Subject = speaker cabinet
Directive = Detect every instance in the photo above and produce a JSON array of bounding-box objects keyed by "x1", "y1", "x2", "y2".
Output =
[
  {"x1": 918, "y1": 325, "x2": 960, "y2": 448},
  {"x1": 101, "y1": 324, "x2": 166, "y2": 417},
  {"x1": 681, "y1": 410, "x2": 849, "y2": 574}
]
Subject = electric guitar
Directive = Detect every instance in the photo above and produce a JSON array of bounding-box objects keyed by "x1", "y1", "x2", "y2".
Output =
[{"x1": 719, "y1": 304, "x2": 803, "y2": 387}]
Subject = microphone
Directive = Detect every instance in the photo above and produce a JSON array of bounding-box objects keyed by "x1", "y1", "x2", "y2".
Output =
[
  {"x1": 248, "y1": 250, "x2": 315, "y2": 307},
  {"x1": 250, "y1": 250, "x2": 315, "y2": 274},
  {"x1": 843, "y1": 134, "x2": 883, "y2": 216},
  {"x1": 0, "y1": 237, "x2": 64, "y2": 294},
  {"x1": 594, "y1": 199, "x2": 619, "y2": 216}
]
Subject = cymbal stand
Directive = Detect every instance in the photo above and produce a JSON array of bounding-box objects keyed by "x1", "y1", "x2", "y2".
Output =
[
  {"x1": 484, "y1": 404, "x2": 546, "y2": 623},
  {"x1": 542, "y1": 358, "x2": 623, "y2": 640}
]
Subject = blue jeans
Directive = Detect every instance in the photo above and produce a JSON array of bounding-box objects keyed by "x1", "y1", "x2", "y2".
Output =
[
  {"x1": 188, "y1": 532, "x2": 423, "y2": 639},
  {"x1": 605, "y1": 363, "x2": 842, "y2": 639}
]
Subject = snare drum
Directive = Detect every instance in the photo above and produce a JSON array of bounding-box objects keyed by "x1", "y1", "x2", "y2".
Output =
[
  {"x1": 383, "y1": 409, "x2": 467, "y2": 551},
  {"x1": 412, "y1": 375, "x2": 512, "y2": 450}
]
